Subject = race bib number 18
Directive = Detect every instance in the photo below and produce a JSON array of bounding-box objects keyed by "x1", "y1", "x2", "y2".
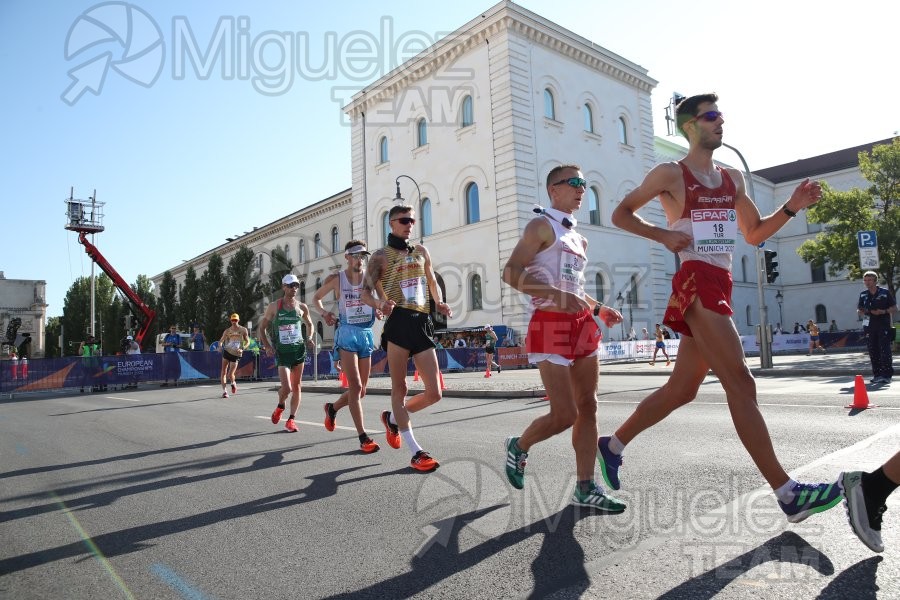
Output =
[{"x1": 690, "y1": 208, "x2": 736, "y2": 254}]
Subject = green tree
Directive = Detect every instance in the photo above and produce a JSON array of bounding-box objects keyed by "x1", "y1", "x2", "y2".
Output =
[
  {"x1": 45, "y1": 316, "x2": 61, "y2": 357},
  {"x1": 132, "y1": 274, "x2": 159, "y2": 350},
  {"x1": 103, "y1": 295, "x2": 124, "y2": 353},
  {"x1": 178, "y1": 265, "x2": 200, "y2": 329},
  {"x1": 227, "y1": 247, "x2": 264, "y2": 327},
  {"x1": 265, "y1": 246, "x2": 294, "y2": 298},
  {"x1": 60, "y1": 274, "x2": 116, "y2": 354},
  {"x1": 798, "y1": 138, "x2": 900, "y2": 295},
  {"x1": 199, "y1": 253, "x2": 228, "y2": 340},
  {"x1": 158, "y1": 271, "x2": 179, "y2": 329}
]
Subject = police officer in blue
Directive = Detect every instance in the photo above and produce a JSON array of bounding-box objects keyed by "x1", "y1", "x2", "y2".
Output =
[{"x1": 857, "y1": 271, "x2": 897, "y2": 384}]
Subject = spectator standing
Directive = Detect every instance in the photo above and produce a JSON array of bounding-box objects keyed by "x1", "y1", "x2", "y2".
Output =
[
  {"x1": 191, "y1": 326, "x2": 205, "y2": 351},
  {"x1": 857, "y1": 270, "x2": 897, "y2": 384}
]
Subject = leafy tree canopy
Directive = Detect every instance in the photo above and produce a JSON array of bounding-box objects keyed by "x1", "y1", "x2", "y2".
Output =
[{"x1": 798, "y1": 138, "x2": 900, "y2": 295}]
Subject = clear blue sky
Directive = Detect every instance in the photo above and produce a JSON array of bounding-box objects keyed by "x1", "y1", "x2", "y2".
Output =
[{"x1": 2, "y1": 0, "x2": 896, "y2": 318}]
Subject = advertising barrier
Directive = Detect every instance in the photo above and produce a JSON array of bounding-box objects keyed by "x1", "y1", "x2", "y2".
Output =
[{"x1": 0, "y1": 330, "x2": 869, "y2": 395}]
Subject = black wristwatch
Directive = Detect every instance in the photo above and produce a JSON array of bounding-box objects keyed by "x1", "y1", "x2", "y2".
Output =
[{"x1": 782, "y1": 204, "x2": 797, "y2": 218}]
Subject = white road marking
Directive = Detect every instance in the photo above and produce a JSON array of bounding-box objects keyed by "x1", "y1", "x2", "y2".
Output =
[
  {"x1": 104, "y1": 396, "x2": 140, "y2": 402},
  {"x1": 253, "y1": 416, "x2": 358, "y2": 432},
  {"x1": 583, "y1": 421, "x2": 900, "y2": 575}
]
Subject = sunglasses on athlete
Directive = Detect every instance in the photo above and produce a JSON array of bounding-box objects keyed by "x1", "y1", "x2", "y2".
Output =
[
  {"x1": 692, "y1": 110, "x2": 723, "y2": 122},
  {"x1": 552, "y1": 177, "x2": 587, "y2": 188},
  {"x1": 391, "y1": 217, "x2": 416, "y2": 225},
  {"x1": 285, "y1": 283, "x2": 300, "y2": 289}
]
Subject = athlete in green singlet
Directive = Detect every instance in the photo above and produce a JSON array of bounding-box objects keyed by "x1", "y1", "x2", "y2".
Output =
[{"x1": 258, "y1": 273, "x2": 316, "y2": 433}]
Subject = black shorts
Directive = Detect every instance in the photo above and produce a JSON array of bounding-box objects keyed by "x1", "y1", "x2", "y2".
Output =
[
  {"x1": 485, "y1": 345, "x2": 495, "y2": 354},
  {"x1": 382, "y1": 307, "x2": 435, "y2": 356},
  {"x1": 223, "y1": 350, "x2": 241, "y2": 363}
]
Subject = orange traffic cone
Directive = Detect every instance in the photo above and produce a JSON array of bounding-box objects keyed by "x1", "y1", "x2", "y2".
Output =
[
  {"x1": 339, "y1": 371, "x2": 348, "y2": 388},
  {"x1": 439, "y1": 371, "x2": 446, "y2": 390},
  {"x1": 846, "y1": 374, "x2": 876, "y2": 410},
  {"x1": 413, "y1": 370, "x2": 420, "y2": 382}
]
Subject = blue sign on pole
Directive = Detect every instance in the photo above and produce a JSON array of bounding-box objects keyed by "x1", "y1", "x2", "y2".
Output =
[{"x1": 857, "y1": 230, "x2": 878, "y2": 248}]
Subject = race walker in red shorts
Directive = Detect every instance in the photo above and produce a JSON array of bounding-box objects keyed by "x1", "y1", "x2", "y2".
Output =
[
  {"x1": 595, "y1": 92, "x2": 841, "y2": 523},
  {"x1": 502, "y1": 163, "x2": 626, "y2": 512}
]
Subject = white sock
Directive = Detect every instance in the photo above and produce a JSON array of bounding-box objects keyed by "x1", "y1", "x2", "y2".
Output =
[
  {"x1": 400, "y1": 428, "x2": 423, "y2": 455},
  {"x1": 388, "y1": 411, "x2": 397, "y2": 426},
  {"x1": 774, "y1": 478, "x2": 799, "y2": 502},
  {"x1": 608, "y1": 434, "x2": 626, "y2": 455}
]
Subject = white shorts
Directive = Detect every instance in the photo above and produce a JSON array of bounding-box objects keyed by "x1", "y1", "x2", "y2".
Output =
[{"x1": 528, "y1": 349, "x2": 599, "y2": 367}]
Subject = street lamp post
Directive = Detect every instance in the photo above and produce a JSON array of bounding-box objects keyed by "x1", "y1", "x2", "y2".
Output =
[
  {"x1": 775, "y1": 290, "x2": 784, "y2": 328},
  {"x1": 616, "y1": 292, "x2": 625, "y2": 341},
  {"x1": 394, "y1": 175, "x2": 423, "y2": 240}
]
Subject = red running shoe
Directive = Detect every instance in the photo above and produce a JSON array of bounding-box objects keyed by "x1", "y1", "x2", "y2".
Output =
[
  {"x1": 221, "y1": 391, "x2": 229, "y2": 398},
  {"x1": 323, "y1": 403, "x2": 336, "y2": 432},
  {"x1": 285, "y1": 417, "x2": 298, "y2": 433},
  {"x1": 360, "y1": 438, "x2": 380, "y2": 454},
  {"x1": 381, "y1": 411, "x2": 401, "y2": 449},
  {"x1": 271, "y1": 406, "x2": 284, "y2": 424},
  {"x1": 231, "y1": 382, "x2": 237, "y2": 394},
  {"x1": 410, "y1": 450, "x2": 439, "y2": 472}
]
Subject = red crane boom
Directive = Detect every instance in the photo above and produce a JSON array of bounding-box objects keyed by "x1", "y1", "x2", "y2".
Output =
[{"x1": 77, "y1": 231, "x2": 157, "y2": 347}]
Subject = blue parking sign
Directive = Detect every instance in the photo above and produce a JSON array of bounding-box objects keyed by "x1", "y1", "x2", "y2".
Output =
[{"x1": 857, "y1": 230, "x2": 877, "y2": 248}]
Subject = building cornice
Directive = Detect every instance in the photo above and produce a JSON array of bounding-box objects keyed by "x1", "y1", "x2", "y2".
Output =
[
  {"x1": 154, "y1": 191, "x2": 351, "y2": 280},
  {"x1": 344, "y1": 2, "x2": 656, "y2": 117}
]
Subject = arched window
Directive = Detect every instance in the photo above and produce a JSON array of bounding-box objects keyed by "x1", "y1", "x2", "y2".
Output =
[
  {"x1": 382, "y1": 211, "x2": 390, "y2": 245},
  {"x1": 588, "y1": 186, "x2": 601, "y2": 226},
  {"x1": 746, "y1": 305, "x2": 753, "y2": 326},
  {"x1": 316, "y1": 321, "x2": 324, "y2": 342},
  {"x1": 543, "y1": 88, "x2": 555, "y2": 120},
  {"x1": 815, "y1": 304, "x2": 827, "y2": 323},
  {"x1": 379, "y1": 136, "x2": 388, "y2": 164},
  {"x1": 421, "y1": 198, "x2": 433, "y2": 236},
  {"x1": 595, "y1": 273, "x2": 607, "y2": 304},
  {"x1": 470, "y1": 274, "x2": 483, "y2": 310},
  {"x1": 314, "y1": 233, "x2": 321, "y2": 258},
  {"x1": 465, "y1": 182, "x2": 480, "y2": 224},
  {"x1": 299, "y1": 281, "x2": 306, "y2": 303},
  {"x1": 331, "y1": 226, "x2": 339, "y2": 254},
  {"x1": 315, "y1": 277, "x2": 322, "y2": 290},
  {"x1": 741, "y1": 256, "x2": 749, "y2": 282},
  {"x1": 417, "y1": 118, "x2": 427, "y2": 147},
  {"x1": 461, "y1": 95, "x2": 474, "y2": 127},
  {"x1": 284, "y1": 244, "x2": 290, "y2": 261},
  {"x1": 256, "y1": 253, "x2": 263, "y2": 270},
  {"x1": 298, "y1": 239, "x2": 306, "y2": 263},
  {"x1": 583, "y1": 103, "x2": 594, "y2": 133},
  {"x1": 617, "y1": 116, "x2": 628, "y2": 144}
]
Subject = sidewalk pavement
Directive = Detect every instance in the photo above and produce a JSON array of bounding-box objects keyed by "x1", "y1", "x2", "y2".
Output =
[{"x1": 305, "y1": 349, "x2": 887, "y2": 399}]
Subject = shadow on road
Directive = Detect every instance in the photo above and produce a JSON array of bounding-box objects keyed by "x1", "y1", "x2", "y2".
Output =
[
  {"x1": 656, "y1": 531, "x2": 833, "y2": 599},
  {"x1": 0, "y1": 464, "x2": 412, "y2": 575},
  {"x1": 323, "y1": 505, "x2": 608, "y2": 599}
]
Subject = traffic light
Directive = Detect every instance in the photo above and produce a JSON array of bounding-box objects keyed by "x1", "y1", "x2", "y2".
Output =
[{"x1": 764, "y1": 250, "x2": 779, "y2": 284}]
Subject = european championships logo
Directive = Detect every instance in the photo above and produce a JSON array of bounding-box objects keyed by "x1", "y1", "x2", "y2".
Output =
[{"x1": 61, "y1": 2, "x2": 165, "y2": 106}]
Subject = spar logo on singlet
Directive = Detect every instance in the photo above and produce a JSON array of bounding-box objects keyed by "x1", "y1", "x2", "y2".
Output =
[{"x1": 691, "y1": 209, "x2": 735, "y2": 222}]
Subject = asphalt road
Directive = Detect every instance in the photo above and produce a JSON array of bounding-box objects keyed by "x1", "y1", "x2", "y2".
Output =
[{"x1": 1, "y1": 373, "x2": 898, "y2": 599}]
